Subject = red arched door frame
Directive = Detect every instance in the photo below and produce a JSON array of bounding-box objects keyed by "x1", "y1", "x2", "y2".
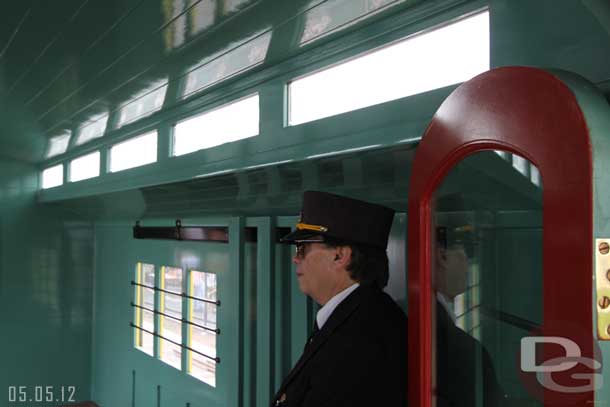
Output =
[{"x1": 407, "y1": 67, "x2": 593, "y2": 406}]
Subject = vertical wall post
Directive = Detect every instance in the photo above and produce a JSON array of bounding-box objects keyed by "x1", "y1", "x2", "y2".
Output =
[
  {"x1": 247, "y1": 217, "x2": 275, "y2": 406},
  {"x1": 225, "y1": 217, "x2": 244, "y2": 407}
]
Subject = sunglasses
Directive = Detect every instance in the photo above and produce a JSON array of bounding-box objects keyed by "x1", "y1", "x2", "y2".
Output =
[{"x1": 294, "y1": 239, "x2": 325, "y2": 258}]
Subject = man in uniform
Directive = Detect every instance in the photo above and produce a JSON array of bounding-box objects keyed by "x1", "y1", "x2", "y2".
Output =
[
  {"x1": 434, "y1": 219, "x2": 504, "y2": 406},
  {"x1": 271, "y1": 191, "x2": 408, "y2": 407}
]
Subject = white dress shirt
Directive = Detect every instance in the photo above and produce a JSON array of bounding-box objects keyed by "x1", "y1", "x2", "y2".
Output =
[{"x1": 316, "y1": 283, "x2": 360, "y2": 329}]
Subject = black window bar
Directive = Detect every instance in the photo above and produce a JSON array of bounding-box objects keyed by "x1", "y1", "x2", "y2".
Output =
[
  {"x1": 131, "y1": 281, "x2": 221, "y2": 306},
  {"x1": 133, "y1": 220, "x2": 257, "y2": 242},
  {"x1": 131, "y1": 302, "x2": 219, "y2": 334},
  {"x1": 130, "y1": 323, "x2": 220, "y2": 363}
]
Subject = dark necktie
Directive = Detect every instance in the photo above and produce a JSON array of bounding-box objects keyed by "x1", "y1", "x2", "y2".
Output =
[{"x1": 306, "y1": 321, "x2": 320, "y2": 349}]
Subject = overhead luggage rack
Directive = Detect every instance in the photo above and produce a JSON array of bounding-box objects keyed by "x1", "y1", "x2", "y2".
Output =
[{"x1": 133, "y1": 219, "x2": 257, "y2": 242}]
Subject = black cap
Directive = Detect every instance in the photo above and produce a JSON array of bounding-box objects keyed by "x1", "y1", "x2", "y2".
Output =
[{"x1": 280, "y1": 191, "x2": 395, "y2": 249}]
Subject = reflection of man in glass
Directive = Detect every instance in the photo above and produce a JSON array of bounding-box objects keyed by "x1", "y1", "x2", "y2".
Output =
[
  {"x1": 435, "y1": 225, "x2": 469, "y2": 309},
  {"x1": 434, "y1": 224, "x2": 504, "y2": 406}
]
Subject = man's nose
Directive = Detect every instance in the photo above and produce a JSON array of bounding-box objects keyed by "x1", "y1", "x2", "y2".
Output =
[{"x1": 292, "y1": 252, "x2": 301, "y2": 265}]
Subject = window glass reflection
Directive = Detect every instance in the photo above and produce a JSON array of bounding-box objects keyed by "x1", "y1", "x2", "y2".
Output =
[
  {"x1": 117, "y1": 81, "x2": 168, "y2": 128},
  {"x1": 46, "y1": 131, "x2": 71, "y2": 158},
  {"x1": 223, "y1": 0, "x2": 253, "y2": 14},
  {"x1": 300, "y1": 0, "x2": 406, "y2": 45},
  {"x1": 76, "y1": 113, "x2": 108, "y2": 145},
  {"x1": 189, "y1": 0, "x2": 216, "y2": 36},
  {"x1": 182, "y1": 31, "x2": 271, "y2": 98},
  {"x1": 432, "y1": 151, "x2": 543, "y2": 406}
]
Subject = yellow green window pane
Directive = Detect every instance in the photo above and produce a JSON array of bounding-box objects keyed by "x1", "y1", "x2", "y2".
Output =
[
  {"x1": 135, "y1": 263, "x2": 155, "y2": 353},
  {"x1": 189, "y1": 353, "x2": 216, "y2": 387},
  {"x1": 160, "y1": 338, "x2": 181, "y2": 369},
  {"x1": 142, "y1": 263, "x2": 155, "y2": 286},
  {"x1": 136, "y1": 310, "x2": 154, "y2": 356},
  {"x1": 189, "y1": 325, "x2": 216, "y2": 358},
  {"x1": 161, "y1": 292, "x2": 182, "y2": 320},
  {"x1": 163, "y1": 266, "x2": 182, "y2": 294},
  {"x1": 160, "y1": 315, "x2": 181, "y2": 344},
  {"x1": 189, "y1": 301, "x2": 217, "y2": 330},
  {"x1": 188, "y1": 325, "x2": 217, "y2": 387},
  {"x1": 191, "y1": 270, "x2": 217, "y2": 301}
]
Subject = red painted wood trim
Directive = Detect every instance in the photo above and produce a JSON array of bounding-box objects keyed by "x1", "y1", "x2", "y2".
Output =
[{"x1": 407, "y1": 67, "x2": 593, "y2": 407}]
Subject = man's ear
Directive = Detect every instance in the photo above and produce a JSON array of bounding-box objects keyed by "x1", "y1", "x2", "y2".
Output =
[{"x1": 333, "y1": 246, "x2": 352, "y2": 268}]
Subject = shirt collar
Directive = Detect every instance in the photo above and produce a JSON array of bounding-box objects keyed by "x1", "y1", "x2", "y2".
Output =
[{"x1": 316, "y1": 283, "x2": 360, "y2": 329}]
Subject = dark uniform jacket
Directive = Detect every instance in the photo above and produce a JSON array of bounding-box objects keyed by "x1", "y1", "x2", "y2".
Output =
[
  {"x1": 436, "y1": 303, "x2": 504, "y2": 407},
  {"x1": 271, "y1": 284, "x2": 408, "y2": 407}
]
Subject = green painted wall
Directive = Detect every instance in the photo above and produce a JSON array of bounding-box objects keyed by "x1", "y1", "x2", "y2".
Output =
[
  {"x1": 91, "y1": 219, "x2": 241, "y2": 407},
  {"x1": 0, "y1": 159, "x2": 93, "y2": 406}
]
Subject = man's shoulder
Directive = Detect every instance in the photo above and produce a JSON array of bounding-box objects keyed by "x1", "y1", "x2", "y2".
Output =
[
  {"x1": 349, "y1": 286, "x2": 407, "y2": 328},
  {"x1": 360, "y1": 285, "x2": 406, "y2": 311}
]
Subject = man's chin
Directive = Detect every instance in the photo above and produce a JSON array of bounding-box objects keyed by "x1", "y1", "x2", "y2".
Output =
[{"x1": 297, "y1": 280, "x2": 309, "y2": 295}]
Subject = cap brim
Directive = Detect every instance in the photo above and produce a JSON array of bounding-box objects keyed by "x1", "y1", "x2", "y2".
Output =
[{"x1": 279, "y1": 229, "x2": 323, "y2": 244}]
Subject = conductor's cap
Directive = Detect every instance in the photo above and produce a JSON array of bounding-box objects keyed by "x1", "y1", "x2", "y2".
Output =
[{"x1": 280, "y1": 191, "x2": 395, "y2": 249}]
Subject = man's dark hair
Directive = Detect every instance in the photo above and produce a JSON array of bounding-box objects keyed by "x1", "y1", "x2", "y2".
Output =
[{"x1": 324, "y1": 237, "x2": 389, "y2": 289}]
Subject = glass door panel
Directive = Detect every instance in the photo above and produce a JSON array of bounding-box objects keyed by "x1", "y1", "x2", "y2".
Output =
[{"x1": 432, "y1": 151, "x2": 542, "y2": 406}]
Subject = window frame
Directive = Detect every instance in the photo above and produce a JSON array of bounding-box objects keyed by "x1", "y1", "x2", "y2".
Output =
[{"x1": 131, "y1": 262, "x2": 220, "y2": 387}]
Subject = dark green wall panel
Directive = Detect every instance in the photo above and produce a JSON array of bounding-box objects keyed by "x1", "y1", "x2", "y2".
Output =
[{"x1": 0, "y1": 160, "x2": 93, "y2": 405}]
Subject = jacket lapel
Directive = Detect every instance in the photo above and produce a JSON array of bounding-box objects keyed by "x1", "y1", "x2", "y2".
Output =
[{"x1": 277, "y1": 285, "x2": 374, "y2": 393}]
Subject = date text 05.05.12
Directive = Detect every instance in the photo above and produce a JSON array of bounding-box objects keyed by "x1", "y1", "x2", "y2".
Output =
[{"x1": 8, "y1": 386, "x2": 76, "y2": 404}]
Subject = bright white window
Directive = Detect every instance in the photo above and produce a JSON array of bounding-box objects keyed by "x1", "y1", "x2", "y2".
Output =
[
  {"x1": 134, "y1": 263, "x2": 155, "y2": 356},
  {"x1": 173, "y1": 94, "x2": 259, "y2": 156},
  {"x1": 288, "y1": 11, "x2": 489, "y2": 125},
  {"x1": 188, "y1": 270, "x2": 218, "y2": 386},
  {"x1": 69, "y1": 151, "x2": 100, "y2": 182},
  {"x1": 76, "y1": 113, "x2": 109, "y2": 145},
  {"x1": 42, "y1": 164, "x2": 64, "y2": 189},
  {"x1": 46, "y1": 132, "x2": 71, "y2": 158},
  {"x1": 160, "y1": 266, "x2": 183, "y2": 369},
  {"x1": 110, "y1": 131, "x2": 158, "y2": 172}
]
